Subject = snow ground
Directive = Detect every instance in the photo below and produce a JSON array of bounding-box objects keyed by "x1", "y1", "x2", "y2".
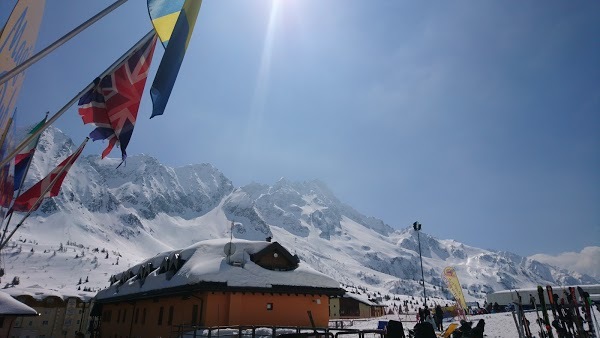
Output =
[
  {"x1": 180, "y1": 309, "x2": 600, "y2": 338},
  {"x1": 342, "y1": 308, "x2": 600, "y2": 338}
]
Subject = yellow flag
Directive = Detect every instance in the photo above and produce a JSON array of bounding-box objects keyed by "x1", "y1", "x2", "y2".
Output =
[{"x1": 442, "y1": 266, "x2": 468, "y2": 318}]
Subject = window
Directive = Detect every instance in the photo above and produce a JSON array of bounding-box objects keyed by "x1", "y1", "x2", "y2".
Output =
[
  {"x1": 42, "y1": 320, "x2": 49, "y2": 325},
  {"x1": 168, "y1": 306, "x2": 174, "y2": 325},
  {"x1": 158, "y1": 306, "x2": 164, "y2": 325},
  {"x1": 0, "y1": 317, "x2": 3, "y2": 328},
  {"x1": 122, "y1": 309, "x2": 127, "y2": 323},
  {"x1": 142, "y1": 308, "x2": 146, "y2": 324},
  {"x1": 267, "y1": 303, "x2": 273, "y2": 311},
  {"x1": 135, "y1": 308, "x2": 139, "y2": 324},
  {"x1": 117, "y1": 309, "x2": 121, "y2": 323}
]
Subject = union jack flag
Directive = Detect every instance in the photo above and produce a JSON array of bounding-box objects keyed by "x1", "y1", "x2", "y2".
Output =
[
  {"x1": 78, "y1": 34, "x2": 158, "y2": 160},
  {"x1": 11, "y1": 140, "x2": 86, "y2": 213}
]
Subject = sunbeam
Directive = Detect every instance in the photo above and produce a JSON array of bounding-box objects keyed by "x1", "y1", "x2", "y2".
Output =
[{"x1": 243, "y1": 0, "x2": 281, "y2": 156}]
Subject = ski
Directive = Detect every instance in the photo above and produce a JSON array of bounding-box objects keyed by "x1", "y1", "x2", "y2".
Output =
[
  {"x1": 532, "y1": 292, "x2": 548, "y2": 338},
  {"x1": 565, "y1": 287, "x2": 586, "y2": 337},
  {"x1": 547, "y1": 285, "x2": 571, "y2": 338},
  {"x1": 513, "y1": 307, "x2": 526, "y2": 338},
  {"x1": 577, "y1": 286, "x2": 597, "y2": 338},
  {"x1": 558, "y1": 290, "x2": 576, "y2": 337},
  {"x1": 538, "y1": 286, "x2": 554, "y2": 338},
  {"x1": 517, "y1": 291, "x2": 533, "y2": 338}
]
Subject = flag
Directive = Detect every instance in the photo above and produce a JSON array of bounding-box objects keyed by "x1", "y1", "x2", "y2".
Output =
[
  {"x1": 442, "y1": 266, "x2": 468, "y2": 320},
  {"x1": 148, "y1": 0, "x2": 202, "y2": 118},
  {"x1": 0, "y1": 112, "x2": 15, "y2": 210},
  {"x1": 147, "y1": 0, "x2": 185, "y2": 47},
  {"x1": 13, "y1": 116, "x2": 46, "y2": 191},
  {"x1": 0, "y1": 0, "x2": 45, "y2": 134},
  {"x1": 11, "y1": 141, "x2": 85, "y2": 213},
  {"x1": 78, "y1": 34, "x2": 158, "y2": 160}
]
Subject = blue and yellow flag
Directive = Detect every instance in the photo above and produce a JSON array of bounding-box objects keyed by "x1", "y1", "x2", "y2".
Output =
[{"x1": 147, "y1": 0, "x2": 202, "y2": 118}]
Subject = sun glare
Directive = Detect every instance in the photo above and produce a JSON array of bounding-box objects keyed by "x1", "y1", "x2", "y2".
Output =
[{"x1": 243, "y1": 0, "x2": 281, "y2": 154}]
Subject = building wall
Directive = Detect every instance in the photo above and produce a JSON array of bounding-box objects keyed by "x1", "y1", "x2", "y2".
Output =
[
  {"x1": 0, "y1": 317, "x2": 18, "y2": 338},
  {"x1": 224, "y1": 292, "x2": 329, "y2": 327},
  {"x1": 329, "y1": 298, "x2": 340, "y2": 319},
  {"x1": 9, "y1": 296, "x2": 90, "y2": 337},
  {"x1": 332, "y1": 298, "x2": 382, "y2": 319},
  {"x1": 99, "y1": 291, "x2": 331, "y2": 337},
  {"x1": 100, "y1": 293, "x2": 206, "y2": 338},
  {"x1": 358, "y1": 303, "x2": 371, "y2": 318}
]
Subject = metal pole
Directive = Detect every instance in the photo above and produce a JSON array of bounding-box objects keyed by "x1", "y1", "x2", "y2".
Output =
[
  {"x1": 413, "y1": 221, "x2": 426, "y2": 306},
  {"x1": 417, "y1": 230, "x2": 426, "y2": 305},
  {"x1": 0, "y1": 30, "x2": 155, "y2": 169},
  {"x1": 0, "y1": 0, "x2": 129, "y2": 87}
]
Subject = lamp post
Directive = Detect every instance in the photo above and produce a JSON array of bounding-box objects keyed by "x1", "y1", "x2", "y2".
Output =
[{"x1": 413, "y1": 221, "x2": 426, "y2": 306}]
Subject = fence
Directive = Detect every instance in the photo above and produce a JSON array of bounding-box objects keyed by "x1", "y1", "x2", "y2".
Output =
[{"x1": 170, "y1": 325, "x2": 387, "y2": 338}]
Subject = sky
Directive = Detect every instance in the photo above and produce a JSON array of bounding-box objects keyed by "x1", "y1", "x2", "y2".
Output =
[{"x1": 1, "y1": 0, "x2": 598, "y2": 257}]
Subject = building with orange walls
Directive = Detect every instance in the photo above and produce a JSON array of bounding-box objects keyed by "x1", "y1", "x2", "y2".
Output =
[{"x1": 93, "y1": 239, "x2": 344, "y2": 338}]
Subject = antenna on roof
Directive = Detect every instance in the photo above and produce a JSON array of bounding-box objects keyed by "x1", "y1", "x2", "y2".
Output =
[{"x1": 226, "y1": 221, "x2": 235, "y2": 264}]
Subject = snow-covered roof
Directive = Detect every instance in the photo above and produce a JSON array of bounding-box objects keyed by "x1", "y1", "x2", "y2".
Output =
[
  {"x1": 344, "y1": 292, "x2": 382, "y2": 306},
  {"x1": 0, "y1": 291, "x2": 37, "y2": 316},
  {"x1": 2, "y1": 285, "x2": 94, "y2": 302},
  {"x1": 96, "y1": 238, "x2": 343, "y2": 301}
]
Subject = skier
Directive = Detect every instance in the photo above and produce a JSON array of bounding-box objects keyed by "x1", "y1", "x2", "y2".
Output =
[
  {"x1": 434, "y1": 304, "x2": 444, "y2": 332},
  {"x1": 423, "y1": 305, "x2": 431, "y2": 320}
]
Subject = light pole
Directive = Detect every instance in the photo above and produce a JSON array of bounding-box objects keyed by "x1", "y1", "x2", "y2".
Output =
[{"x1": 413, "y1": 221, "x2": 426, "y2": 306}]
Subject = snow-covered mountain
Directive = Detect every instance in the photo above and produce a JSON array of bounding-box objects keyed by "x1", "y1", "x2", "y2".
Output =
[{"x1": 1, "y1": 127, "x2": 597, "y2": 301}]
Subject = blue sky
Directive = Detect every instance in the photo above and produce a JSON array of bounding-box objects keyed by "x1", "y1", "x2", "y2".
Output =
[{"x1": 2, "y1": 0, "x2": 598, "y2": 257}]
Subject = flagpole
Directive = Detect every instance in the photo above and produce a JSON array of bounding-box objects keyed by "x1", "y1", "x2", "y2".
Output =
[
  {"x1": 0, "y1": 138, "x2": 89, "y2": 251},
  {"x1": 0, "y1": 113, "x2": 49, "y2": 247},
  {"x1": 0, "y1": 30, "x2": 156, "y2": 169},
  {"x1": 0, "y1": 0, "x2": 130, "y2": 87}
]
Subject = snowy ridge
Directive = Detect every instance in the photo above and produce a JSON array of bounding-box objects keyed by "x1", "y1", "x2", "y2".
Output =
[{"x1": 1, "y1": 127, "x2": 597, "y2": 302}]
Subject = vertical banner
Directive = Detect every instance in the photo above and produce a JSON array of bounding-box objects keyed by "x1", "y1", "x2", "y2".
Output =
[
  {"x1": 442, "y1": 266, "x2": 468, "y2": 320},
  {"x1": 0, "y1": 0, "x2": 45, "y2": 129},
  {"x1": 0, "y1": 0, "x2": 45, "y2": 218}
]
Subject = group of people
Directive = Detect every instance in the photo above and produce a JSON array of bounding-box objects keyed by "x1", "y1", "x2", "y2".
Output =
[
  {"x1": 416, "y1": 305, "x2": 445, "y2": 331},
  {"x1": 405, "y1": 304, "x2": 485, "y2": 338},
  {"x1": 452, "y1": 319, "x2": 485, "y2": 338}
]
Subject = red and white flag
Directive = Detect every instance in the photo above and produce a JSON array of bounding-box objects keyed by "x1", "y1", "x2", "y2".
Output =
[{"x1": 11, "y1": 141, "x2": 86, "y2": 213}]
